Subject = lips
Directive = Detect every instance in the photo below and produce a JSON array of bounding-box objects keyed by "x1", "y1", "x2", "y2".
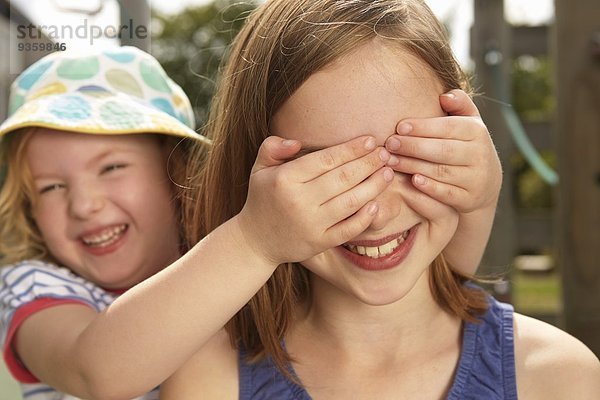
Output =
[{"x1": 337, "y1": 225, "x2": 419, "y2": 271}]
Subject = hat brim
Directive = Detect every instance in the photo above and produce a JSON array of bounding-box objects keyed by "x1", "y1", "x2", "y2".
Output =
[{"x1": 0, "y1": 92, "x2": 211, "y2": 145}]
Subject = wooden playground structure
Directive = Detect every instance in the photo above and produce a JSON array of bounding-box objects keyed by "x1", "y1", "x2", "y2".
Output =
[{"x1": 473, "y1": 0, "x2": 600, "y2": 356}]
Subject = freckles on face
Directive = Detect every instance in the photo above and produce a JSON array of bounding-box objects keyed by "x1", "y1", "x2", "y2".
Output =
[{"x1": 271, "y1": 40, "x2": 446, "y2": 147}]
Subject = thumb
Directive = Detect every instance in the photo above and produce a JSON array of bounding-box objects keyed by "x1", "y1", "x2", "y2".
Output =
[
  {"x1": 252, "y1": 136, "x2": 302, "y2": 172},
  {"x1": 440, "y1": 89, "x2": 481, "y2": 117}
]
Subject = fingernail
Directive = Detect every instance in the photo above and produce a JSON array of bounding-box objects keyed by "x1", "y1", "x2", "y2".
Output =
[
  {"x1": 367, "y1": 202, "x2": 379, "y2": 215},
  {"x1": 383, "y1": 168, "x2": 394, "y2": 182},
  {"x1": 387, "y1": 155, "x2": 399, "y2": 166},
  {"x1": 379, "y1": 149, "x2": 390, "y2": 162},
  {"x1": 282, "y1": 139, "x2": 297, "y2": 147},
  {"x1": 441, "y1": 92, "x2": 456, "y2": 99},
  {"x1": 386, "y1": 136, "x2": 401, "y2": 151},
  {"x1": 397, "y1": 123, "x2": 413, "y2": 135},
  {"x1": 364, "y1": 137, "x2": 376, "y2": 150},
  {"x1": 414, "y1": 174, "x2": 426, "y2": 185}
]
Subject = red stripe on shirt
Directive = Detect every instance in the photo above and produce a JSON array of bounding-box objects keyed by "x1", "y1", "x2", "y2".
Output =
[{"x1": 3, "y1": 297, "x2": 87, "y2": 383}]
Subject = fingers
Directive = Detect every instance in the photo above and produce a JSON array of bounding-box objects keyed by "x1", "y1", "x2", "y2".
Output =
[
  {"x1": 439, "y1": 89, "x2": 481, "y2": 117},
  {"x1": 385, "y1": 135, "x2": 469, "y2": 165},
  {"x1": 409, "y1": 174, "x2": 471, "y2": 210},
  {"x1": 386, "y1": 92, "x2": 491, "y2": 166},
  {"x1": 252, "y1": 136, "x2": 302, "y2": 173},
  {"x1": 310, "y1": 147, "x2": 393, "y2": 203},
  {"x1": 325, "y1": 201, "x2": 380, "y2": 247},
  {"x1": 388, "y1": 153, "x2": 477, "y2": 210},
  {"x1": 398, "y1": 174, "x2": 458, "y2": 222},
  {"x1": 389, "y1": 155, "x2": 470, "y2": 185},
  {"x1": 393, "y1": 115, "x2": 486, "y2": 142},
  {"x1": 321, "y1": 166, "x2": 394, "y2": 226},
  {"x1": 392, "y1": 89, "x2": 487, "y2": 142},
  {"x1": 286, "y1": 135, "x2": 380, "y2": 182}
]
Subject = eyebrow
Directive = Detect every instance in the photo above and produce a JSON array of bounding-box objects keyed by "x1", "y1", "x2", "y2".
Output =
[
  {"x1": 31, "y1": 147, "x2": 138, "y2": 180},
  {"x1": 87, "y1": 147, "x2": 139, "y2": 166}
]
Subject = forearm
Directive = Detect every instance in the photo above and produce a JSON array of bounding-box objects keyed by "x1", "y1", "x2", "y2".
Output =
[
  {"x1": 443, "y1": 203, "x2": 496, "y2": 276},
  {"x1": 71, "y1": 216, "x2": 276, "y2": 398}
]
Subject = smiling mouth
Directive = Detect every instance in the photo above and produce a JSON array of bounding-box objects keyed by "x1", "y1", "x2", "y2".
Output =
[
  {"x1": 81, "y1": 224, "x2": 128, "y2": 248},
  {"x1": 343, "y1": 229, "x2": 411, "y2": 259}
]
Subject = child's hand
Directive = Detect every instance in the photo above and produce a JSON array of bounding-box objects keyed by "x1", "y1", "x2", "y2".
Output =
[
  {"x1": 384, "y1": 89, "x2": 502, "y2": 274},
  {"x1": 384, "y1": 89, "x2": 501, "y2": 214},
  {"x1": 237, "y1": 135, "x2": 395, "y2": 266}
]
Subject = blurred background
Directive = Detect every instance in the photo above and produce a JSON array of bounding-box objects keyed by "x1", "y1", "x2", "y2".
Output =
[{"x1": 1, "y1": 0, "x2": 599, "y2": 398}]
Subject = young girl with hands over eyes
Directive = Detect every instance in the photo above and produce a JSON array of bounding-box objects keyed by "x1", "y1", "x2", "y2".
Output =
[
  {"x1": 160, "y1": 0, "x2": 600, "y2": 399},
  {"x1": 0, "y1": 45, "x2": 485, "y2": 400}
]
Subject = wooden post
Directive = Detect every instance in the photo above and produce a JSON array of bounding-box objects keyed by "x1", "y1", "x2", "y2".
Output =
[
  {"x1": 554, "y1": 0, "x2": 600, "y2": 356},
  {"x1": 472, "y1": 0, "x2": 518, "y2": 302}
]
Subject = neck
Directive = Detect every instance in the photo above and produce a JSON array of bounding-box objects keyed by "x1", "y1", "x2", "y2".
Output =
[{"x1": 289, "y1": 269, "x2": 461, "y2": 364}]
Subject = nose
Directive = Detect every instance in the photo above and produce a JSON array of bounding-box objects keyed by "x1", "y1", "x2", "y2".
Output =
[
  {"x1": 68, "y1": 182, "x2": 105, "y2": 219},
  {"x1": 367, "y1": 173, "x2": 408, "y2": 232}
]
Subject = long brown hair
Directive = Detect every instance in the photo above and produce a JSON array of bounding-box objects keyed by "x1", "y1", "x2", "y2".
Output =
[{"x1": 186, "y1": 0, "x2": 487, "y2": 375}]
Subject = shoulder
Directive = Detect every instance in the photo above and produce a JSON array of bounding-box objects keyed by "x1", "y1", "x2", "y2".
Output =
[
  {"x1": 1, "y1": 259, "x2": 65, "y2": 295},
  {"x1": 160, "y1": 329, "x2": 239, "y2": 399},
  {"x1": 1, "y1": 259, "x2": 73, "y2": 283},
  {"x1": 0, "y1": 259, "x2": 114, "y2": 311},
  {"x1": 513, "y1": 313, "x2": 600, "y2": 400}
]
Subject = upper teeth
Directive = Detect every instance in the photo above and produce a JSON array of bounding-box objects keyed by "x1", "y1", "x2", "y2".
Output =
[
  {"x1": 82, "y1": 224, "x2": 126, "y2": 247},
  {"x1": 344, "y1": 230, "x2": 409, "y2": 259}
]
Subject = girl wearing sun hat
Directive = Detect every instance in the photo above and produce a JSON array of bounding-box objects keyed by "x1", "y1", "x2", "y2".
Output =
[{"x1": 0, "y1": 46, "x2": 211, "y2": 400}]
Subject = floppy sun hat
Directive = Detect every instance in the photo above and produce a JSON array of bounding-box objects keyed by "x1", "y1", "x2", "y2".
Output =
[{"x1": 0, "y1": 46, "x2": 209, "y2": 144}]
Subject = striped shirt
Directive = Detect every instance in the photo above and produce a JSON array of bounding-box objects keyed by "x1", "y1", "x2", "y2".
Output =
[{"x1": 0, "y1": 260, "x2": 158, "y2": 400}]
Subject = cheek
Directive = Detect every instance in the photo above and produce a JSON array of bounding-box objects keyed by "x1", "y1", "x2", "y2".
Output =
[
  {"x1": 300, "y1": 251, "x2": 346, "y2": 286},
  {"x1": 126, "y1": 176, "x2": 177, "y2": 227},
  {"x1": 430, "y1": 212, "x2": 460, "y2": 253},
  {"x1": 34, "y1": 213, "x2": 68, "y2": 257},
  {"x1": 32, "y1": 200, "x2": 63, "y2": 236}
]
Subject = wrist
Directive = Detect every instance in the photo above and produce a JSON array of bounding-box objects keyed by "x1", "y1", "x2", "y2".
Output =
[{"x1": 227, "y1": 214, "x2": 280, "y2": 271}]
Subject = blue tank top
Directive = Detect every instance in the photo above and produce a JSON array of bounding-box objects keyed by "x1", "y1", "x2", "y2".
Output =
[{"x1": 238, "y1": 295, "x2": 518, "y2": 400}]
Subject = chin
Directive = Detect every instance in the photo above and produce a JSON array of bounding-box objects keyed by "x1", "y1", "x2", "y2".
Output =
[{"x1": 340, "y1": 277, "x2": 420, "y2": 307}]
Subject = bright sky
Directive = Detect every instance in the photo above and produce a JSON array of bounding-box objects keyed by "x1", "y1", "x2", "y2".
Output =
[{"x1": 151, "y1": 0, "x2": 554, "y2": 66}]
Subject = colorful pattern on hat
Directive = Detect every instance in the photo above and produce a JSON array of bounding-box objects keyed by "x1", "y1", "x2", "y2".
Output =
[{"x1": 0, "y1": 46, "x2": 209, "y2": 143}]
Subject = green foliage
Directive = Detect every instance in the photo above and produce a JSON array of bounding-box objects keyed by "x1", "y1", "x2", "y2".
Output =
[
  {"x1": 151, "y1": 0, "x2": 257, "y2": 127},
  {"x1": 511, "y1": 150, "x2": 556, "y2": 209},
  {"x1": 512, "y1": 268, "x2": 562, "y2": 316},
  {"x1": 511, "y1": 55, "x2": 555, "y2": 121}
]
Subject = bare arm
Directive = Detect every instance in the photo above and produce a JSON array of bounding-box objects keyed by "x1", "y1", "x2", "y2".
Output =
[
  {"x1": 15, "y1": 135, "x2": 393, "y2": 399},
  {"x1": 158, "y1": 330, "x2": 239, "y2": 400}
]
